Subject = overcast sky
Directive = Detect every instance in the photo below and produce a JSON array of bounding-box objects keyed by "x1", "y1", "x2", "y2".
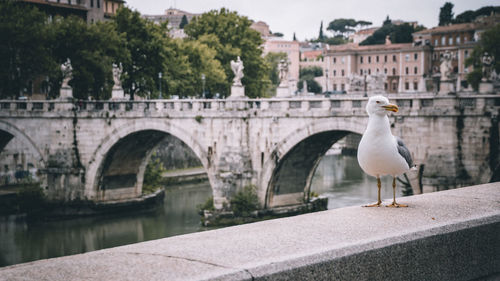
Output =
[{"x1": 125, "y1": 0, "x2": 499, "y2": 41}]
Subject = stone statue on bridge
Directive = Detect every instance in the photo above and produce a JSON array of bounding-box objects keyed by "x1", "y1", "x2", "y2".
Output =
[
  {"x1": 348, "y1": 74, "x2": 364, "y2": 92},
  {"x1": 278, "y1": 59, "x2": 289, "y2": 87},
  {"x1": 112, "y1": 63, "x2": 123, "y2": 89},
  {"x1": 440, "y1": 51, "x2": 454, "y2": 79},
  {"x1": 481, "y1": 52, "x2": 494, "y2": 82},
  {"x1": 230, "y1": 56, "x2": 244, "y2": 86},
  {"x1": 61, "y1": 58, "x2": 73, "y2": 89}
]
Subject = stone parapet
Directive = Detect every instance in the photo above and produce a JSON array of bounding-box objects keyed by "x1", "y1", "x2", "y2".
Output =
[{"x1": 0, "y1": 183, "x2": 498, "y2": 280}]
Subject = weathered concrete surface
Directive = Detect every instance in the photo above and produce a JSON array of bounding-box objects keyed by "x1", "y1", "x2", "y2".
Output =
[{"x1": 1, "y1": 183, "x2": 499, "y2": 281}]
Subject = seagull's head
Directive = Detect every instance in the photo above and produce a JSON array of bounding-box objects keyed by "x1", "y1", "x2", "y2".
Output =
[{"x1": 366, "y1": 95, "x2": 398, "y2": 116}]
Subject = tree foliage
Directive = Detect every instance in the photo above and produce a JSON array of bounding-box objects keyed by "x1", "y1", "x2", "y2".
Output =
[
  {"x1": 0, "y1": 1, "x2": 56, "y2": 98},
  {"x1": 439, "y1": 2, "x2": 454, "y2": 26},
  {"x1": 318, "y1": 21, "x2": 325, "y2": 40},
  {"x1": 326, "y1": 18, "x2": 372, "y2": 38},
  {"x1": 465, "y1": 23, "x2": 500, "y2": 90},
  {"x1": 360, "y1": 19, "x2": 425, "y2": 46},
  {"x1": 298, "y1": 66, "x2": 323, "y2": 94},
  {"x1": 184, "y1": 8, "x2": 270, "y2": 98},
  {"x1": 51, "y1": 17, "x2": 125, "y2": 100},
  {"x1": 179, "y1": 14, "x2": 188, "y2": 29},
  {"x1": 454, "y1": 6, "x2": 500, "y2": 24},
  {"x1": 300, "y1": 66, "x2": 323, "y2": 78}
]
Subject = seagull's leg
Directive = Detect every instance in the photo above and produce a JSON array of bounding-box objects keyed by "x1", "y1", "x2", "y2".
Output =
[
  {"x1": 387, "y1": 177, "x2": 408, "y2": 208},
  {"x1": 364, "y1": 177, "x2": 382, "y2": 207}
]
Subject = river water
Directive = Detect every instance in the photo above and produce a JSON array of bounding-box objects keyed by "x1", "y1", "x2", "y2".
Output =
[{"x1": 0, "y1": 154, "x2": 402, "y2": 267}]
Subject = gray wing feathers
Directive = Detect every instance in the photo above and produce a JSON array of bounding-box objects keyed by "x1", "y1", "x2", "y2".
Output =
[{"x1": 395, "y1": 136, "x2": 414, "y2": 168}]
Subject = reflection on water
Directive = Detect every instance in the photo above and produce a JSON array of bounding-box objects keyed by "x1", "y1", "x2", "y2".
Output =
[
  {"x1": 0, "y1": 154, "x2": 402, "y2": 267},
  {"x1": 311, "y1": 154, "x2": 401, "y2": 209},
  {"x1": 0, "y1": 182, "x2": 213, "y2": 267}
]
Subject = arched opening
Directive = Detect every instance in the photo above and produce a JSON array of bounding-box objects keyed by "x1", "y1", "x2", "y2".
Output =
[
  {"x1": 92, "y1": 129, "x2": 212, "y2": 203},
  {"x1": 0, "y1": 122, "x2": 45, "y2": 187},
  {"x1": 267, "y1": 130, "x2": 350, "y2": 207}
]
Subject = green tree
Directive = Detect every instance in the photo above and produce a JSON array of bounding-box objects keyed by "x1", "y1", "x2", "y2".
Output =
[
  {"x1": 174, "y1": 39, "x2": 226, "y2": 97},
  {"x1": 179, "y1": 14, "x2": 188, "y2": 29},
  {"x1": 185, "y1": 8, "x2": 270, "y2": 97},
  {"x1": 318, "y1": 21, "x2": 325, "y2": 40},
  {"x1": 439, "y1": 2, "x2": 454, "y2": 26},
  {"x1": 454, "y1": 6, "x2": 500, "y2": 24},
  {"x1": 327, "y1": 18, "x2": 357, "y2": 37},
  {"x1": 51, "y1": 17, "x2": 126, "y2": 100},
  {"x1": 360, "y1": 22, "x2": 423, "y2": 46},
  {"x1": 113, "y1": 7, "x2": 168, "y2": 100},
  {"x1": 298, "y1": 66, "x2": 323, "y2": 94},
  {"x1": 0, "y1": 1, "x2": 57, "y2": 98},
  {"x1": 465, "y1": 23, "x2": 500, "y2": 90}
]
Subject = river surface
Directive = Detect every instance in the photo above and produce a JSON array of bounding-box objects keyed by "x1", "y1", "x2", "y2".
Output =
[{"x1": 0, "y1": 154, "x2": 402, "y2": 267}]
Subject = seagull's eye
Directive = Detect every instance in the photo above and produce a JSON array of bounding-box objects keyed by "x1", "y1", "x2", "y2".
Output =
[{"x1": 376, "y1": 101, "x2": 380, "y2": 104}]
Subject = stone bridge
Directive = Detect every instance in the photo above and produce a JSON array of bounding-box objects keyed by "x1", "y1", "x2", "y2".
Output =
[{"x1": 0, "y1": 93, "x2": 499, "y2": 208}]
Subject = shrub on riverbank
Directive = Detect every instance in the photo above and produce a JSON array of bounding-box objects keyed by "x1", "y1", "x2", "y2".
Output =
[
  {"x1": 230, "y1": 185, "x2": 260, "y2": 216},
  {"x1": 143, "y1": 156, "x2": 167, "y2": 194}
]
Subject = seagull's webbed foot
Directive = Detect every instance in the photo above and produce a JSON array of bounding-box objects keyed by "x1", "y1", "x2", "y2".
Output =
[
  {"x1": 386, "y1": 202, "x2": 408, "y2": 208},
  {"x1": 364, "y1": 202, "x2": 382, "y2": 207}
]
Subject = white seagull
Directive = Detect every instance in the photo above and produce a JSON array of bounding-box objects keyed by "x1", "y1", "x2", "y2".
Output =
[{"x1": 357, "y1": 95, "x2": 414, "y2": 208}]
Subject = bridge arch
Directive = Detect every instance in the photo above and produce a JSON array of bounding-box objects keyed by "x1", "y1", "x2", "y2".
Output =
[
  {"x1": 260, "y1": 117, "x2": 367, "y2": 208},
  {"x1": 0, "y1": 120, "x2": 46, "y2": 167},
  {"x1": 86, "y1": 119, "x2": 213, "y2": 201}
]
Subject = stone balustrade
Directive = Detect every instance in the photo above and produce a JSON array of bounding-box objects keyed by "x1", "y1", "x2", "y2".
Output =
[{"x1": 1, "y1": 94, "x2": 499, "y2": 118}]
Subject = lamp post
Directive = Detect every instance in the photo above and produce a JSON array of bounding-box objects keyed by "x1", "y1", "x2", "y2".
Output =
[
  {"x1": 325, "y1": 68, "x2": 329, "y2": 93},
  {"x1": 158, "y1": 72, "x2": 162, "y2": 99},
  {"x1": 201, "y1": 73, "x2": 206, "y2": 98}
]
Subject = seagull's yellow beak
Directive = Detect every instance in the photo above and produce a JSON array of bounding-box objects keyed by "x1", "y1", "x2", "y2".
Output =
[{"x1": 382, "y1": 103, "x2": 398, "y2": 113}]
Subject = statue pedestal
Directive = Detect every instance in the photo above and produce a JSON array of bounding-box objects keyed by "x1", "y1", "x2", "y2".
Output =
[
  {"x1": 228, "y1": 85, "x2": 246, "y2": 99},
  {"x1": 60, "y1": 86, "x2": 73, "y2": 99},
  {"x1": 276, "y1": 86, "x2": 291, "y2": 98},
  {"x1": 111, "y1": 88, "x2": 125, "y2": 100},
  {"x1": 479, "y1": 81, "x2": 493, "y2": 94},
  {"x1": 439, "y1": 80, "x2": 456, "y2": 95}
]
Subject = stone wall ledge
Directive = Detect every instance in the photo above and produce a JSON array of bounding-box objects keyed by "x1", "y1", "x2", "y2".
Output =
[{"x1": 1, "y1": 183, "x2": 499, "y2": 281}]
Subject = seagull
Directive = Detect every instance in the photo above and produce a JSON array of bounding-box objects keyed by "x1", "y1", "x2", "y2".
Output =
[{"x1": 357, "y1": 95, "x2": 414, "y2": 208}]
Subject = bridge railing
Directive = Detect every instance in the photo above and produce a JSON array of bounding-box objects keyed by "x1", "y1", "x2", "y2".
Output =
[{"x1": 1, "y1": 94, "x2": 499, "y2": 116}]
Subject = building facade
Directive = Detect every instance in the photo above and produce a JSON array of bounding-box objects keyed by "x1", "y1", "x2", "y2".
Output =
[{"x1": 263, "y1": 38, "x2": 300, "y2": 90}]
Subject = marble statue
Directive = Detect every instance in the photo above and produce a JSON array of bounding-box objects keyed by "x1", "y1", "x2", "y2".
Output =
[
  {"x1": 112, "y1": 63, "x2": 123, "y2": 89},
  {"x1": 61, "y1": 58, "x2": 73, "y2": 88},
  {"x1": 481, "y1": 52, "x2": 494, "y2": 81},
  {"x1": 230, "y1": 56, "x2": 244, "y2": 86},
  {"x1": 278, "y1": 59, "x2": 289, "y2": 86},
  {"x1": 440, "y1": 51, "x2": 453, "y2": 79}
]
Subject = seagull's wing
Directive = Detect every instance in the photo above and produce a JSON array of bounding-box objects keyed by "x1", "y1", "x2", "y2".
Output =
[{"x1": 395, "y1": 136, "x2": 414, "y2": 168}]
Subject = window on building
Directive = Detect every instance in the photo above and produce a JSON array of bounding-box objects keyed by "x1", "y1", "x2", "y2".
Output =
[
  {"x1": 376, "y1": 56, "x2": 379, "y2": 63},
  {"x1": 333, "y1": 84, "x2": 337, "y2": 91},
  {"x1": 68, "y1": 0, "x2": 71, "y2": 4},
  {"x1": 405, "y1": 67, "x2": 409, "y2": 75},
  {"x1": 97, "y1": 0, "x2": 100, "y2": 8},
  {"x1": 449, "y1": 37, "x2": 453, "y2": 45},
  {"x1": 341, "y1": 69, "x2": 345, "y2": 76},
  {"x1": 393, "y1": 55, "x2": 397, "y2": 62},
  {"x1": 413, "y1": 82, "x2": 418, "y2": 90},
  {"x1": 464, "y1": 36, "x2": 468, "y2": 42},
  {"x1": 360, "y1": 69, "x2": 363, "y2": 75},
  {"x1": 392, "y1": 68, "x2": 396, "y2": 75},
  {"x1": 333, "y1": 57, "x2": 336, "y2": 63},
  {"x1": 414, "y1": 53, "x2": 418, "y2": 60},
  {"x1": 392, "y1": 82, "x2": 397, "y2": 91},
  {"x1": 441, "y1": 36, "x2": 446, "y2": 46},
  {"x1": 384, "y1": 83, "x2": 388, "y2": 90},
  {"x1": 384, "y1": 55, "x2": 387, "y2": 62},
  {"x1": 384, "y1": 68, "x2": 387, "y2": 74},
  {"x1": 405, "y1": 82, "x2": 409, "y2": 90},
  {"x1": 434, "y1": 39, "x2": 438, "y2": 46},
  {"x1": 341, "y1": 84, "x2": 345, "y2": 91},
  {"x1": 333, "y1": 70, "x2": 336, "y2": 76},
  {"x1": 376, "y1": 68, "x2": 379, "y2": 73},
  {"x1": 414, "y1": 67, "x2": 418, "y2": 74},
  {"x1": 456, "y1": 36, "x2": 460, "y2": 44},
  {"x1": 360, "y1": 56, "x2": 363, "y2": 63},
  {"x1": 341, "y1": 57, "x2": 345, "y2": 64},
  {"x1": 405, "y1": 54, "x2": 409, "y2": 61},
  {"x1": 368, "y1": 56, "x2": 371, "y2": 63},
  {"x1": 464, "y1": 50, "x2": 469, "y2": 58},
  {"x1": 368, "y1": 69, "x2": 371, "y2": 75}
]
